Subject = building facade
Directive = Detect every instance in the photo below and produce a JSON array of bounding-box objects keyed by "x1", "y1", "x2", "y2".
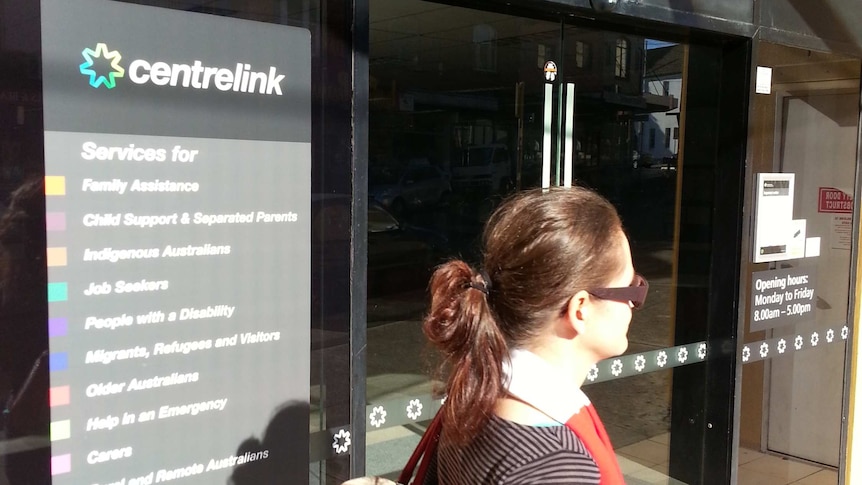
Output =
[{"x1": 1, "y1": 0, "x2": 862, "y2": 484}]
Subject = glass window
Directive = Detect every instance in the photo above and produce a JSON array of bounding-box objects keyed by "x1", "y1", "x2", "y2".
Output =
[
  {"x1": 368, "y1": 4, "x2": 746, "y2": 482},
  {"x1": 738, "y1": 42, "x2": 860, "y2": 484},
  {"x1": 575, "y1": 40, "x2": 591, "y2": 68},
  {"x1": 615, "y1": 38, "x2": 629, "y2": 78},
  {"x1": 473, "y1": 24, "x2": 497, "y2": 72}
]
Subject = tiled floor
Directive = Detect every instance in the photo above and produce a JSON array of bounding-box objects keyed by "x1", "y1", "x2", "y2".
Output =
[{"x1": 616, "y1": 433, "x2": 837, "y2": 485}]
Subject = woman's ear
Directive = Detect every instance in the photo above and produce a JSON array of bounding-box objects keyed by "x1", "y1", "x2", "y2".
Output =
[{"x1": 563, "y1": 290, "x2": 592, "y2": 336}]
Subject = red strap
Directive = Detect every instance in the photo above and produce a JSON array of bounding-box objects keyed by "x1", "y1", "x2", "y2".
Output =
[
  {"x1": 565, "y1": 404, "x2": 625, "y2": 485},
  {"x1": 398, "y1": 409, "x2": 443, "y2": 485}
]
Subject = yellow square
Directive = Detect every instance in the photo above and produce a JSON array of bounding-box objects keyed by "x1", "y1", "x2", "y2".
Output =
[
  {"x1": 45, "y1": 176, "x2": 66, "y2": 196},
  {"x1": 47, "y1": 247, "x2": 67, "y2": 267},
  {"x1": 50, "y1": 420, "x2": 71, "y2": 441}
]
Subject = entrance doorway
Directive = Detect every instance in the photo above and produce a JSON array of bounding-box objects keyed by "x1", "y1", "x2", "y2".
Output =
[
  {"x1": 349, "y1": 2, "x2": 749, "y2": 483},
  {"x1": 737, "y1": 42, "x2": 861, "y2": 485}
]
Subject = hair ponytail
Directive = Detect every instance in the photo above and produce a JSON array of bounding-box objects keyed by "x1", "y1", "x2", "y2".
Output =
[{"x1": 422, "y1": 260, "x2": 507, "y2": 446}]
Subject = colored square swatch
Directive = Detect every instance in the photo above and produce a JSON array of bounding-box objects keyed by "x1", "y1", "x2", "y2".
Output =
[
  {"x1": 51, "y1": 454, "x2": 71, "y2": 475},
  {"x1": 50, "y1": 420, "x2": 71, "y2": 441},
  {"x1": 49, "y1": 352, "x2": 68, "y2": 371},
  {"x1": 47, "y1": 283, "x2": 68, "y2": 302},
  {"x1": 48, "y1": 318, "x2": 68, "y2": 337},
  {"x1": 49, "y1": 386, "x2": 71, "y2": 407},
  {"x1": 47, "y1": 247, "x2": 68, "y2": 267},
  {"x1": 45, "y1": 176, "x2": 66, "y2": 196},
  {"x1": 46, "y1": 213, "x2": 67, "y2": 231}
]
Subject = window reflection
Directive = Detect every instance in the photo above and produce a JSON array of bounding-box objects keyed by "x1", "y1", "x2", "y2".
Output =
[
  {"x1": 367, "y1": 0, "x2": 701, "y2": 480},
  {"x1": 615, "y1": 38, "x2": 629, "y2": 78}
]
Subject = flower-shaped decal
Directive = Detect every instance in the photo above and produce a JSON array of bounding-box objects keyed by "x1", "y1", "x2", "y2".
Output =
[
  {"x1": 587, "y1": 364, "x2": 599, "y2": 382},
  {"x1": 742, "y1": 346, "x2": 751, "y2": 362},
  {"x1": 759, "y1": 342, "x2": 769, "y2": 358},
  {"x1": 406, "y1": 399, "x2": 423, "y2": 421},
  {"x1": 332, "y1": 429, "x2": 351, "y2": 454},
  {"x1": 777, "y1": 339, "x2": 787, "y2": 354},
  {"x1": 794, "y1": 335, "x2": 804, "y2": 350},
  {"x1": 369, "y1": 406, "x2": 387, "y2": 428},
  {"x1": 634, "y1": 355, "x2": 646, "y2": 372},
  {"x1": 827, "y1": 329, "x2": 835, "y2": 343},
  {"x1": 657, "y1": 351, "x2": 668, "y2": 368},
  {"x1": 811, "y1": 332, "x2": 819, "y2": 347},
  {"x1": 842, "y1": 326, "x2": 850, "y2": 340},
  {"x1": 697, "y1": 343, "x2": 707, "y2": 360},
  {"x1": 611, "y1": 359, "x2": 623, "y2": 377},
  {"x1": 677, "y1": 347, "x2": 688, "y2": 363}
]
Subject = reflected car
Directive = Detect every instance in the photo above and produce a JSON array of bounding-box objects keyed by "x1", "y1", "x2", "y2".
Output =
[
  {"x1": 450, "y1": 143, "x2": 513, "y2": 194},
  {"x1": 367, "y1": 202, "x2": 448, "y2": 296},
  {"x1": 369, "y1": 163, "x2": 451, "y2": 215},
  {"x1": 311, "y1": 196, "x2": 449, "y2": 332}
]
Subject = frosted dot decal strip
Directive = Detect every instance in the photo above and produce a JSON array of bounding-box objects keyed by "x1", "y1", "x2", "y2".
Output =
[
  {"x1": 738, "y1": 325, "x2": 849, "y2": 365},
  {"x1": 311, "y1": 326, "x2": 849, "y2": 460}
]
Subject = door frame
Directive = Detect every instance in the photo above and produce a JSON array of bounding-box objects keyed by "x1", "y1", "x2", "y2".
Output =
[{"x1": 350, "y1": 3, "x2": 751, "y2": 483}]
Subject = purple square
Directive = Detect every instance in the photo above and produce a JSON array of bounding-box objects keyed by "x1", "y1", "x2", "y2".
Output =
[
  {"x1": 51, "y1": 454, "x2": 71, "y2": 475},
  {"x1": 48, "y1": 318, "x2": 68, "y2": 337}
]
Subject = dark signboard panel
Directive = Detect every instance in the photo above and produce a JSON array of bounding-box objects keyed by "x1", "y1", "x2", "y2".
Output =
[
  {"x1": 40, "y1": 0, "x2": 312, "y2": 483},
  {"x1": 761, "y1": 0, "x2": 862, "y2": 55},
  {"x1": 634, "y1": 0, "x2": 752, "y2": 24},
  {"x1": 499, "y1": 0, "x2": 756, "y2": 36}
]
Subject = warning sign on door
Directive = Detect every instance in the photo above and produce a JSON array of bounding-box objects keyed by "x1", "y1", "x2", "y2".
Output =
[{"x1": 818, "y1": 187, "x2": 853, "y2": 213}]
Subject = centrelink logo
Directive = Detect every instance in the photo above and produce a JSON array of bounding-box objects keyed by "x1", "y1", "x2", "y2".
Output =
[
  {"x1": 78, "y1": 43, "x2": 285, "y2": 95},
  {"x1": 80, "y1": 43, "x2": 125, "y2": 89}
]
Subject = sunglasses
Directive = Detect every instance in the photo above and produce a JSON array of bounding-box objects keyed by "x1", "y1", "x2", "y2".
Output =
[{"x1": 587, "y1": 274, "x2": 649, "y2": 309}]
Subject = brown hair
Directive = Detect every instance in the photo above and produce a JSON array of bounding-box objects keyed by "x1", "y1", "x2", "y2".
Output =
[{"x1": 423, "y1": 186, "x2": 625, "y2": 445}]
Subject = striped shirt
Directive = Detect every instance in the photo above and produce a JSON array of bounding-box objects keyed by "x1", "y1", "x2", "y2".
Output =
[{"x1": 433, "y1": 415, "x2": 601, "y2": 484}]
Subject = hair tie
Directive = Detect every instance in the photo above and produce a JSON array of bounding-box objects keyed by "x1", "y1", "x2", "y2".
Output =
[
  {"x1": 467, "y1": 270, "x2": 492, "y2": 296},
  {"x1": 479, "y1": 270, "x2": 492, "y2": 292}
]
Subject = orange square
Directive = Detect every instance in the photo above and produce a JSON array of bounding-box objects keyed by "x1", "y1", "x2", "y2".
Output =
[
  {"x1": 47, "y1": 247, "x2": 67, "y2": 267},
  {"x1": 45, "y1": 176, "x2": 66, "y2": 196}
]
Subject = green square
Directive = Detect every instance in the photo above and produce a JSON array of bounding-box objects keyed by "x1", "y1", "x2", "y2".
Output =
[{"x1": 48, "y1": 283, "x2": 68, "y2": 302}]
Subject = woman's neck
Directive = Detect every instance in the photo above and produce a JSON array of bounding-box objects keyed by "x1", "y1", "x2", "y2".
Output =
[
  {"x1": 528, "y1": 339, "x2": 596, "y2": 387},
  {"x1": 499, "y1": 348, "x2": 594, "y2": 424}
]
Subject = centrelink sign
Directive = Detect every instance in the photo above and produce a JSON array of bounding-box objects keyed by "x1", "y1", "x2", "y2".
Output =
[{"x1": 79, "y1": 43, "x2": 286, "y2": 95}]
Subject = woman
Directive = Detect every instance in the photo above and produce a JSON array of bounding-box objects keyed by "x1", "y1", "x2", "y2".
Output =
[{"x1": 423, "y1": 186, "x2": 648, "y2": 484}]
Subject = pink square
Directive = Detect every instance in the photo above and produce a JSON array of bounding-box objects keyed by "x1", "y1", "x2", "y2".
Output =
[
  {"x1": 51, "y1": 454, "x2": 71, "y2": 475},
  {"x1": 49, "y1": 386, "x2": 70, "y2": 407}
]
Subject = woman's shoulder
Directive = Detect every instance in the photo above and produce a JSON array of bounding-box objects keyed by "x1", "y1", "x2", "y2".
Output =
[
  {"x1": 438, "y1": 415, "x2": 600, "y2": 484},
  {"x1": 483, "y1": 415, "x2": 592, "y2": 457}
]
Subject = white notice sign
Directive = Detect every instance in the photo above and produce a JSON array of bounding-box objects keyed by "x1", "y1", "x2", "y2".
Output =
[
  {"x1": 756, "y1": 66, "x2": 773, "y2": 95},
  {"x1": 754, "y1": 173, "x2": 798, "y2": 262},
  {"x1": 832, "y1": 214, "x2": 852, "y2": 250}
]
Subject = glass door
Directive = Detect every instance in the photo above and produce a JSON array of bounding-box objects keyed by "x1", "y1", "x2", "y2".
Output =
[
  {"x1": 737, "y1": 42, "x2": 861, "y2": 485},
  {"x1": 359, "y1": 2, "x2": 749, "y2": 483},
  {"x1": 365, "y1": 4, "x2": 561, "y2": 478}
]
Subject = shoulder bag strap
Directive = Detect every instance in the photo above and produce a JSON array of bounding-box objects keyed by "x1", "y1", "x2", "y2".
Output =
[
  {"x1": 398, "y1": 407, "x2": 443, "y2": 485},
  {"x1": 564, "y1": 404, "x2": 625, "y2": 485}
]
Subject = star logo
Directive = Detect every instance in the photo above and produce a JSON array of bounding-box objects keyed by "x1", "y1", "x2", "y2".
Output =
[{"x1": 80, "y1": 43, "x2": 125, "y2": 89}]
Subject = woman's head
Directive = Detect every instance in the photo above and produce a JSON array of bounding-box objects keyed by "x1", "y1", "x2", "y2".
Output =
[
  {"x1": 481, "y1": 186, "x2": 630, "y2": 346},
  {"x1": 424, "y1": 186, "x2": 634, "y2": 444}
]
